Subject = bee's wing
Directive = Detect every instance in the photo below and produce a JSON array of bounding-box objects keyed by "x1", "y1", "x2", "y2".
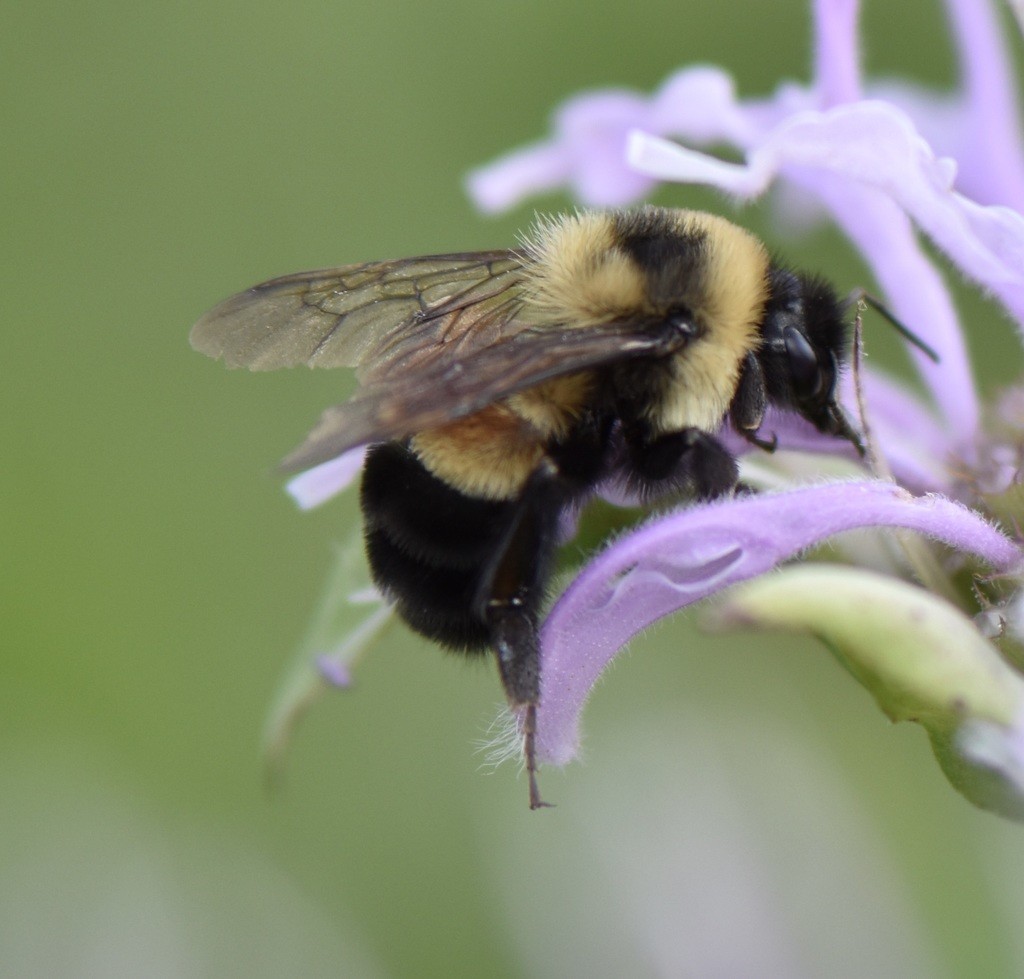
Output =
[
  {"x1": 280, "y1": 319, "x2": 680, "y2": 472},
  {"x1": 192, "y1": 250, "x2": 679, "y2": 473},
  {"x1": 189, "y1": 251, "x2": 526, "y2": 379}
]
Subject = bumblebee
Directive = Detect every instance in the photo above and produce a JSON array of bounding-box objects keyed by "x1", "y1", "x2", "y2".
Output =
[{"x1": 191, "y1": 205, "x2": 864, "y2": 808}]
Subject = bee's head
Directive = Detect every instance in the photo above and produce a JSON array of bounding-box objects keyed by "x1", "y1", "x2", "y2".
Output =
[{"x1": 757, "y1": 267, "x2": 864, "y2": 453}]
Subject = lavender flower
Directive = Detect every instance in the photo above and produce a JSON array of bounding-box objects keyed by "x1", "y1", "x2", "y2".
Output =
[
  {"x1": 536, "y1": 483, "x2": 1023, "y2": 766},
  {"x1": 268, "y1": 0, "x2": 1024, "y2": 818},
  {"x1": 461, "y1": 0, "x2": 1024, "y2": 817}
]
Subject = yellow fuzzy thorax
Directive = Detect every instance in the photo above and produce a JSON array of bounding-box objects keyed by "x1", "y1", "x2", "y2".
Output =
[
  {"x1": 414, "y1": 208, "x2": 772, "y2": 498},
  {"x1": 522, "y1": 208, "x2": 769, "y2": 433},
  {"x1": 519, "y1": 211, "x2": 647, "y2": 325}
]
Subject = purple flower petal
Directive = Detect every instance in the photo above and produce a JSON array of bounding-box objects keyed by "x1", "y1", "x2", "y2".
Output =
[
  {"x1": 469, "y1": 66, "x2": 791, "y2": 214},
  {"x1": 467, "y1": 90, "x2": 658, "y2": 212},
  {"x1": 554, "y1": 91, "x2": 662, "y2": 205},
  {"x1": 286, "y1": 446, "x2": 367, "y2": 510},
  {"x1": 811, "y1": 174, "x2": 979, "y2": 444},
  {"x1": 628, "y1": 103, "x2": 991, "y2": 441},
  {"x1": 867, "y1": 69, "x2": 1024, "y2": 215},
  {"x1": 317, "y1": 655, "x2": 352, "y2": 688},
  {"x1": 941, "y1": 0, "x2": 1024, "y2": 212},
  {"x1": 467, "y1": 142, "x2": 577, "y2": 215},
  {"x1": 536, "y1": 480, "x2": 1021, "y2": 765},
  {"x1": 813, "y1": 0, "x2": 862, "y2": 106},
  {"x1": 721, "y1": 382, "x2": 953, "y2": 497},
  {"x1": 646, "y1": 66, "x2": 762, "y2": 147},
  {"x1": 633, "y1": 101, "x2": 1024, "y2": 328},
  {"x1": 717, "y1": 406, "x2": 862, "y2": 461},
  {"x1": 857, "y1": 370, "x2": 954, "y2": 493}
]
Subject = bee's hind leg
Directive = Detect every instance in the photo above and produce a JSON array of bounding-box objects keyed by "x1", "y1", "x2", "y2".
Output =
[
  {"x1": 476, "y1": 415, "x2": 613, "y2": 809},
  {"x1": 476, "y1": 461, "x2": 564, "y2": 810}
]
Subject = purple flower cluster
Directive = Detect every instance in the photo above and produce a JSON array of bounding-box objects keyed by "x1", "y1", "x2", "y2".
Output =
[
  {"x1": 462, "y1": 0, "x2": 1024, "y2": 815},
  {"x1": 284, "y1": 0, "x2": 1024, "y2": 817}
]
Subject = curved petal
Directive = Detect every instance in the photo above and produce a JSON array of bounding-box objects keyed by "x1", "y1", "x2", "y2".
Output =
[
  {"x1": 815, "y1": 176, "x2": 978, "y2": 444},
  {"x1": 647, "y1": 66, "x2": 763, "y2": 146},
  {"x1": 857, "y1": 370, "x2": 954, "y2": 493},
  {"x1": 813, "y1": 0, "x2": 862, "y2": 106},
  {"x1": 941, "y1": 0, "x2": 1024, "y2": 211},
  {"x1": 467, "y1": 66, "x2": 803, "y2": 214},
  {"x1": 633, "y1": 103, "x2": 1024, "y2": 330},
  {"x1": 536, "y1": 480, "x2": 1021, "y2": 765},
  {"x1": 466, "y1": 142, "x2": 575, "y2": 215},
  {"x1": 717, "y1": 368, "x2": 955, "y2": 496},
  {"x1": 628, "y1": 105, "x2": 989, "y2": 441},
  {"x1": 467, "y1": 90, "x2": 658, "y2": 212},
  {"x1": 286, "y1": 445, "x2": 367, "y2": 510}
]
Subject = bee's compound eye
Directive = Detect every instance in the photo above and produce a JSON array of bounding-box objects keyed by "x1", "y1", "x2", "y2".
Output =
[{"x1": 783, "y1": 324, "x2": 823, "y2": 398}]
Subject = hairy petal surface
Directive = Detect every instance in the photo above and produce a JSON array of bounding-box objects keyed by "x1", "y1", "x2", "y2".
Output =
[
  {"x1": 855, "y1": 371, "x2": 954, "y2": 493},
  {"x1": 536, "y1": 481, "x2": 1022, "y2": 765}
]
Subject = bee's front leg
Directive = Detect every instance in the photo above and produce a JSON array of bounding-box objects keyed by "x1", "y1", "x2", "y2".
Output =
[{"x1": 623, "y1": 422, "x2": 739, "y2": 502}]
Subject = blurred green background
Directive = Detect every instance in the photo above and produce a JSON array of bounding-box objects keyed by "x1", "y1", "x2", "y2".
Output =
[{"x1": 6, "y1": 0, "x2": 1024, "y2": 975}]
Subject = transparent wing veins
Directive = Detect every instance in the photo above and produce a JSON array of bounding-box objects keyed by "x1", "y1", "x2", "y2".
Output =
[{"x1": 193, "y1": 248, "x2": 688, "y2": 475}]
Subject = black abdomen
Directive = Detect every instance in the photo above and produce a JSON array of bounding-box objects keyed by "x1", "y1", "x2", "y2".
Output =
[{"x1": 360, "y1": 442, "x2": 519, "y2": 654}]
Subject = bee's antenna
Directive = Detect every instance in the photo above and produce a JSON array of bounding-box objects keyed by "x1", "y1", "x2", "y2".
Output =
[
  {"x1": 849, "y1": 302, "x2": 887, "y2": 479},
  {"x1": 842, "y1": 288, "x2": 941, "y2": 364}
]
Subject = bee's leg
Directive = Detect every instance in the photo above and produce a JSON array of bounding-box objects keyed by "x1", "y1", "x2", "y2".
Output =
[
  {"x1": 477, "y1": 414, "x2": 612, "y2": 809},
  {"x1": 476, "y1": 461, "x2": 564, "y2": 810},
  {"x1": 730, "y1": 352, "x2": 777, "y2": 451},
  {"x1": 624, "y1": 423, "x2": 739, "y2": 501}
]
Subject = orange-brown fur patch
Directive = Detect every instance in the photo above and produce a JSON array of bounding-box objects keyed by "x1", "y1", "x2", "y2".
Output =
[
  {"x1": 413, "y1": 373, "x2": 595, "y2": 500},
  {"x1": 411, "y1": 404, "x2": 545, "y2": 501},
  {"x1": 506, "y1": 372, "x2": 594, "y2": 438}
]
